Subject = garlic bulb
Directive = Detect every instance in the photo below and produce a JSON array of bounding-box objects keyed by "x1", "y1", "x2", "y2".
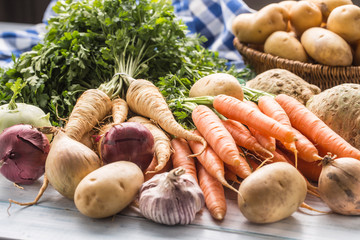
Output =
[{"x1": 139, "y1": 167, "x2": 204, "y2": 225}]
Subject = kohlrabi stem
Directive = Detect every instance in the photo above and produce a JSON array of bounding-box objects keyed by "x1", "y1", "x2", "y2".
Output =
[{"x1": 8, "y1": 80, "x2": 27, "y2": 110}]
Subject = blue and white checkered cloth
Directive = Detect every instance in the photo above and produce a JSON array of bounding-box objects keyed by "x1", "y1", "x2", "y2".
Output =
[{"x1": 0, "y1": 0, "x2": 254, "y2": 69}]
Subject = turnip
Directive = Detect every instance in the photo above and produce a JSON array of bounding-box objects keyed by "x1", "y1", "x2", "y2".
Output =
[
  {"x1": 318, "y1": 154, "x2": 360, "y2": 215},
  {"x1": 237, "y1": 162, "x2": 307, "y2": 223},
  {"x1": 0, "y1": 124, "x2": 50, "y2": 184}
]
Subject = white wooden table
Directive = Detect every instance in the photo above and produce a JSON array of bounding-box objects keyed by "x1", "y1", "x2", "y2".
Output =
[{"x1": 1, "y1": 174, "x2": 359, "y2": 240}]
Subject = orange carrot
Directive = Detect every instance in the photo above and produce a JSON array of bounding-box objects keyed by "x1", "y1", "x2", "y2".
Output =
[
  {"x1": 191, "y1": 105, "x2": 252, "y2": 178},
  {"x1": 126, "y1": 79, "x2": 207, "y2": 156},
  {"x1": 197, "y1": 161, "x2": 227, "y2": 221},
  {"x1": 243, "y1": 100, "x2": 276, "y2": 152},
  {"x1": 224, "y1": 166, "x2": 241, "y2": 184},
  {"x1": 128, "y1": 116, "x2": 171, "y2": 173},
  {"x1": 222, "y1": 119, "x2": 273, "y2": 159},
  {"x1": 258, "y1": 96, "x2": 297, "y2": 155},
  {"x1": 188, "y1": 130, "x2": 240, "y2": 191},
  {"x1": 278, "y1": 128, "x2": 322, "y2": 162},
  {"x1": 170, "y1": 138, "x2": 198, "y2": 182},
  {"x1": 284, "y1": 149, "x2": 322, "y2": 182},
  {"x1": 275, "y1": 94, "x2": 360, "y2": 160},
  {"x1": 213, "y1": 95, "x2": 296, "y2": 144},
  {"x1": 271, "y1": 148, "x2": 293, "y2": 164}
]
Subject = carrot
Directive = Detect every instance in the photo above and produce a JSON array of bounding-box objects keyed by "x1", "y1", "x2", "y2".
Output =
[
  {"x1": 144, "y1": 156, "x2": 173, "y2": 182},
  {"x1": 278, "y1": 128, "x2": 322, "y2": 162},
  {"x1": 275, "y1": 94, "x2": 360, "y2": 160},
  {"x1": 197, "y1": 161, "x2": 227, "y2": 221},
  {"x1": 188, "y1": 130, "x2": 240, "y2": 191},
  {"x1": 222, "y1": 119, "x2": 273, "y2": 159},
  {"x1": 128, "y1": 116, "x2": 171, "y2": 173},
  {"x1": 170, "y1": 138, "x2": 198, "y2": 182},
  {"x1": 64, "y1": 89, "x2": 112, "y2": 141},
  {"x1": 191, "y1": 105, "x2": 252, "y2": 178},
  {"x1": 214, "y1": 95, "x2": 296, "y2": 144},
  {"x1": 224, "y1": 166, "x2": 241, "y2": 184},
  {"x1": 258, "y1": 96, "x2": 298, "y2": 162},
  {"x1": 126, "y1": 79, "x2": 207, "y2": 156},
  {"x1": 243, "y1": 100, "x2": 276, "y2": 152}
]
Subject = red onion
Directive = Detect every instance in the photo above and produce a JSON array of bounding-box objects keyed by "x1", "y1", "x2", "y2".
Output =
[
  {"x1": 0, "y1": 124, "x2": 50, "y2": 184},
  {"x1": 100, "y1": 122, "x2": 154, "y2": 171}
]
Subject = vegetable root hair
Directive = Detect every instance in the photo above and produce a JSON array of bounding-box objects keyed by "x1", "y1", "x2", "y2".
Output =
[
  {"x1": 126, "y1": 79, "x2": 207, "y2": 156},
  {"x1": 65, "y1": 89, "x2": 112, "y2": 142},
  {"x1": 8, "y1": 175, "x2": 49, "y2": 207}
]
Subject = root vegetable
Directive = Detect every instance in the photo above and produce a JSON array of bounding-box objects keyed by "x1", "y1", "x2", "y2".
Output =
[
  {"x1": 327, "y1": 5, "x2": 360, "y2": 44},
  {"x1": 74, "y1": 161, "x2": 144, "y2": 218},
  {"x1": 245, "y1": 69, "x2": 321, "y2": 105},
  {"x1": 65, "y1": 89, "x2": 112, "y2": 142},
  {"x1": 306, "y1": 83, "x2": 360, "y2": 150},
  {"x1": 126, "y1": 79, "x2": 207, "y2": 156},
  {"x1": 318, "y1": 154, "x2": 360, "y2": 215},
  {"x1": 46, "y1": 130, "x2": 102, "y2": 199},
  {"x1": 301, "y1": 27, "x2": 353, "y2": 66},
  {"x1": 0, "y1": 124, "x2": 50, "y2": 184},
  {"x1": 276, "y1": 93, "x2": 360, "y2": 160},
  {"x1": 237, "y1": 162, "x2": 307, "y2": 223},
  {"x1": 232, "y1": 3, "x2": 289, "y2": 44}
]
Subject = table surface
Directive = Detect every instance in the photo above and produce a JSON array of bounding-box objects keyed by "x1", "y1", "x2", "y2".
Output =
[{"x1": 1, "y1": 174, "x2": 360, "y2": 240}]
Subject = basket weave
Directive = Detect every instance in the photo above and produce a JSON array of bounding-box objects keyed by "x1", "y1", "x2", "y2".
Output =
[{"x1": 234, "y1": 37, "x2": 360, "y2": 90}]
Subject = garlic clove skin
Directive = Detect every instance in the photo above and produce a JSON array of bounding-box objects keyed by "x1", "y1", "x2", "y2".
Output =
[{"x1": 139, "y1": 167, "x2": 204, "y2": 225}]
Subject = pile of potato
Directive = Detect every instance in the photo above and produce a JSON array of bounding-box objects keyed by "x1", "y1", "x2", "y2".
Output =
[{"x1": 232, "y1": 0, "x2": 360, "y2": 66}]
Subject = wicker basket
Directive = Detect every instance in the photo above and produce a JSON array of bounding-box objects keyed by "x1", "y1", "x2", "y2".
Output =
[{"x1": 234, "y1": 37, "x2": 360, "y2": 90}]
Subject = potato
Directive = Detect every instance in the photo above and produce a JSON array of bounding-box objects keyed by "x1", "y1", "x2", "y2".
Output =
[
  {"x1": 278, "y1": 0, "x2": 297, "y2": 11},
  {"x1": 245, "y1": 69, "x2": 321, "y2": 105},
  {"x1": 290, "y1": 1, "x2": 323, "y2": 36},
  {"x1": 74, "y1": 161, "x2": 144, "y2": 218},
  {"x1": 189, "y1": 73, "x2": 244, "y2": 100},
  {"x1": 306, "y1": 83, "x2": 360, "y2": 150},
  {"x1": 305, "y1": 0, "x2": 353, "y2": 20},
  {"x1": 238, "y1": 162, "x2": 307, "y2": 224},
  {"x1": 301, "y1": 27, "x2": 353, "y2": 66},
  {"x1": 278, "y1": 0, "x2": 298, "y2": 32},
  {"x1": 327, "y1": 5, "x2": 360, "y2": 43},
  {"x1": 264, "y1": 31, "x2": 308, "y2": 62},
  {"x1": 232, "y1": 4, "x2": 289, "y2": 44}
]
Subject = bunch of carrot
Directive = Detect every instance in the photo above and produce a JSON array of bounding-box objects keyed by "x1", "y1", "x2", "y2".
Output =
[{"x1": 168, "y1": 93, "x2": 360, "y2": 221}]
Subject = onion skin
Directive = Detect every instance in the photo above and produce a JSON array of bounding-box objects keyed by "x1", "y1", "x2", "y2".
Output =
[
  {"x1": 45, "y1": 130, "x2": 102, "y2": 199},
  {"x1": 0, "y1": 124, "x2": 50, "y2": 184},
  {"x1": 100, "y1": 122, "x2": 154, "y2": 171},
  {"x1": 318, "y1": 155, "x2": 360, "y2": 215}
]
